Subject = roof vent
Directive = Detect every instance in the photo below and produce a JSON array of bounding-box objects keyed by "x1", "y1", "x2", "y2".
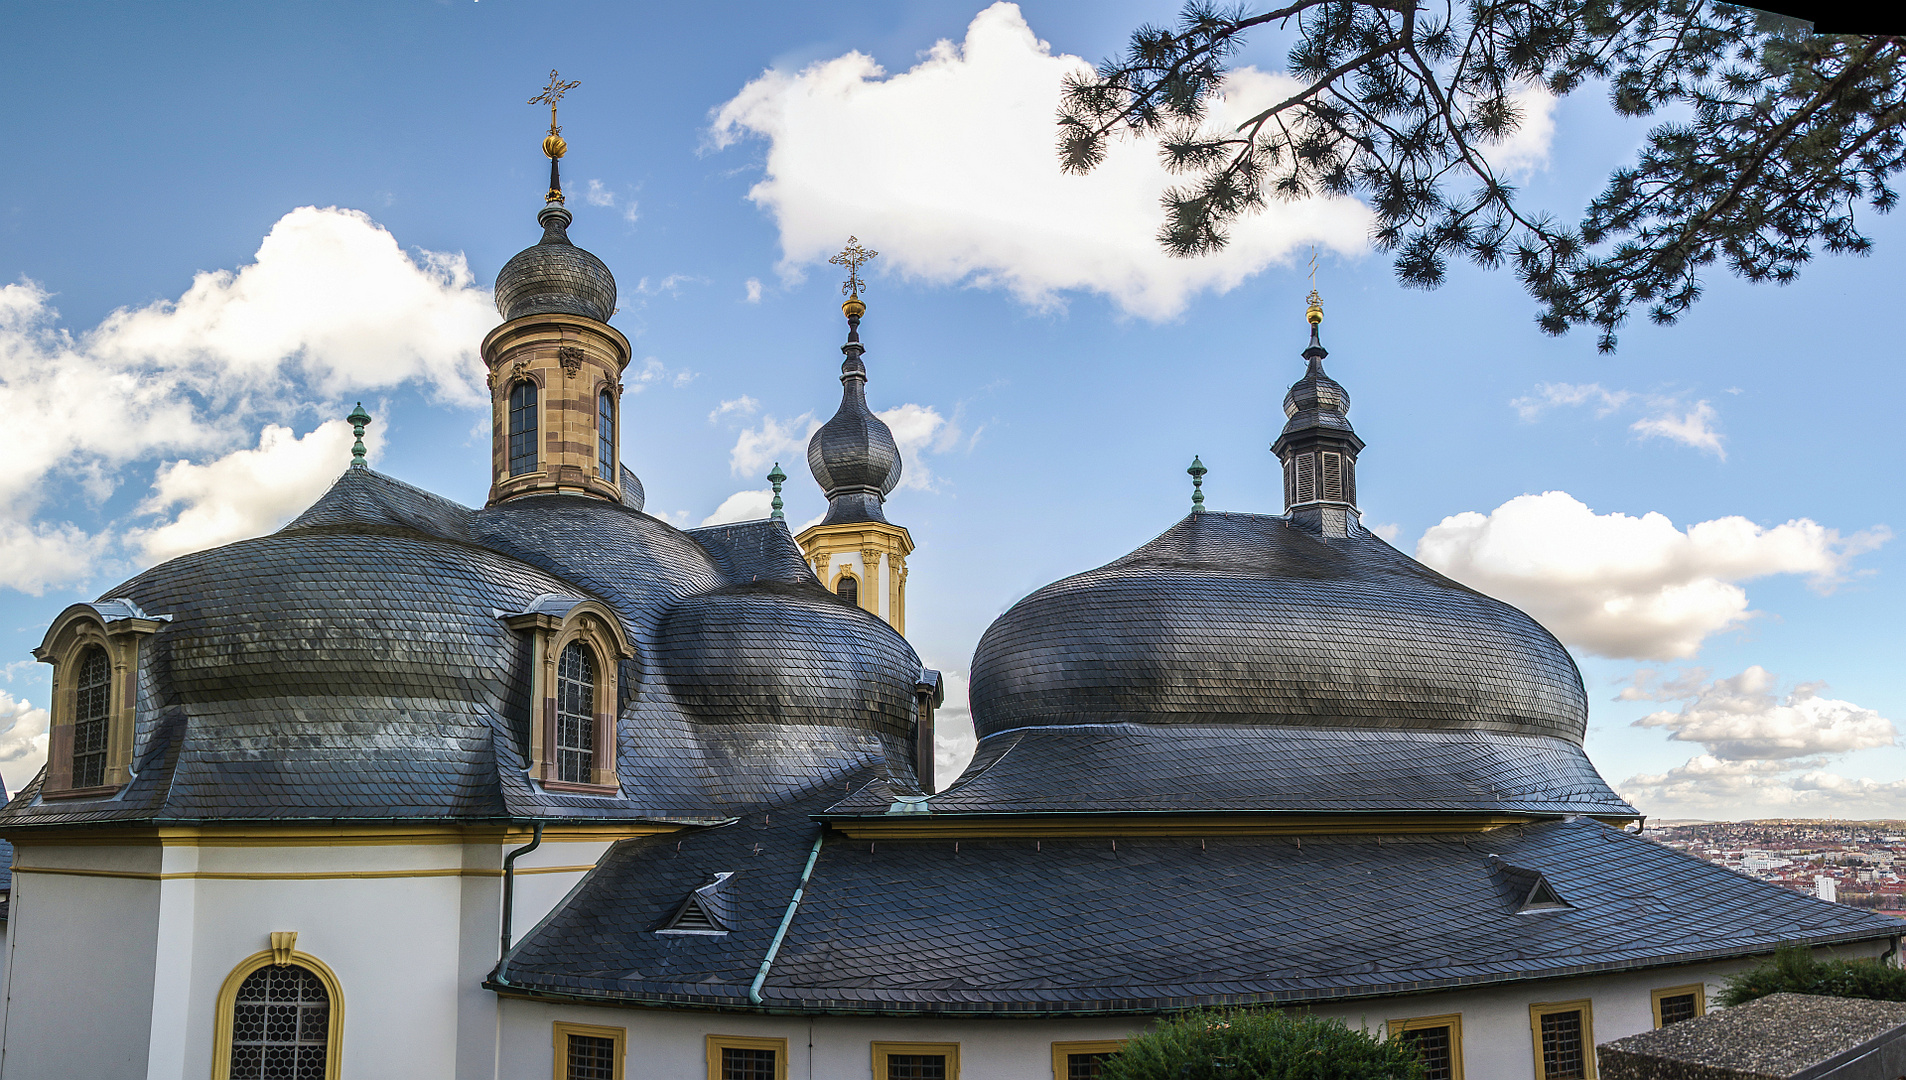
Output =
[
  {"x1": 656, "y1": 871, "x2": 735, "y2": 935},
  {"x1": 1488, "y1": 855, "x2": 1571, "y2": 913}
]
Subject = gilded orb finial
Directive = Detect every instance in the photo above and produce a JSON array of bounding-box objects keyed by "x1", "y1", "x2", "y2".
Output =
[
  {"x1": 530, "y1": 69, "x2": 581, "y2": 159},
  {"x1": 829, "y1": 236, "x2": 879, "y2": 321},
  {"x1": 347, "y1": 402, "x2": 372, "y2": 470},
  {"x1": 1188, "y1": 455, "x2": 1208, "y2": 513},
  {"x1": 1305, "y1": 245, "x2": 1323, "y2": 326}
]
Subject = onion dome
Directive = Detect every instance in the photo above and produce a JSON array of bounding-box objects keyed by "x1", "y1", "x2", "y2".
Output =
[
  {"x1": 807, "y1": 298, "x2": 901, "y2": 525},
  {"x1": 493, "y1": 205, "x2": 617, "y2": 323}
]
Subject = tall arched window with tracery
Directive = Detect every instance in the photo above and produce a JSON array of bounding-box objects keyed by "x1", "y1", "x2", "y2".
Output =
[
  {"x1": 228, "y1": 964, "x2": 330, "y2": 1079},
  {"x1": 596, "y1": 390, "x2": 615, "y2": 481},
  {"x1": 72, "y1": 647, "x2": 111, "y2": 789},
  {"x1": 556, "y1": 642, "x2": 596, "y2": 784},
  {"x1": 508, "y1": 380, "x2": 539, "y2": 476}
]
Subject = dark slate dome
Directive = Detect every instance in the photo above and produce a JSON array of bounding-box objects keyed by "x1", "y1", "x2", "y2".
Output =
[
  {"x1": 493, "y1": 205, "x2": 616, "y2": 323},
  {"x1": 968, "y1": 511, "x2": 1588, "y2": 743},
  {"x1": 808, "y1": 353, "x2": 901, "y2": 525}
]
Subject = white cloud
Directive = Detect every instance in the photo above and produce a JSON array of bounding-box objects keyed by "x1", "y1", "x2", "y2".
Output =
[
  {"x1": 1628, "y1": 666, "x2": 1896, "y2": 761},
  {"x1": 624, "y1": 356, "x2": 696, "y2": 394},
  {"x1": 0, "y1": 520, "x2": 112, "y2": 597},
  {"x1": 745, "y1": 278, "x2": 764, "y2": 303},
  {"x1": 1366, "y1": 522, "x2": 1402, "y2": 543},
  {"x1": 1622, "y1": 755, "x2": 1906, "y2": 820},
  {"x1": 1512, "y1": 382, "x2": 1725, "y2": 458},
  {"x1": 1482, "y1": 83, "x2": 1558, "y2": 177},
  {"x1": 701, "y1": 488, "x2": 775, "y2": 527},
  {"x1": 583, "y1": 180, "x2": 640, "y2": 223},
  {"x1": 131, "y1": 420, "x2": 374, "y2": 563},
  {"x1": 729, "y1": 413, "x2": 820, "y2": 478},
  {"x1": 929, "y1": 668, "x2": 976, "y2": 790},
  {"x1": 709, "y1": 2, "x2": 1373, "y2": 320},
  {"x1": 709, "y1": 396, "x2": 761, "y2": 423},
  {"x1": 876, "y1": 403, "x2": 962, "y2": 491},
  {"x1": 0, "y1": 689, "x2": 49, "y2": 795},
  {"x1": 1416, "y1": 491, "x2": 1888, "y2": 660}
]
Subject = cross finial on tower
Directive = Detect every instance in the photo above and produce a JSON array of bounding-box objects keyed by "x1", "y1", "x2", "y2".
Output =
[
  {"x1": 830, "y1": 237, "x2": 879, "y2": 301},
  {"x1": 1187, "y1": 455, "x2": 1208, "y2": 513},
  {"x1": 347, "y1": 403, "x2": 372, "y2": 470},
  {"x1": 768, "y1": 462, "x2": 787, "y2": 520},
  {"x1": 1306, "y1": 245, "x2": 1323, "y2": 327},
  {"x1": 529, "y1": 70, "x2": 581, "y2": 142}
]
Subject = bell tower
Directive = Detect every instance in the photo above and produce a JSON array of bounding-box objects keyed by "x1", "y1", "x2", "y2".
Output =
[
  {"x1": 1271, "y1": 289, "x2": 1365, "y2": 538},
  {"x1": 794, "y1": 239, "x2": 915, "y2": 634},
  {"x1": 483, "y1": 70, "x2": 632, "y2": 507}
]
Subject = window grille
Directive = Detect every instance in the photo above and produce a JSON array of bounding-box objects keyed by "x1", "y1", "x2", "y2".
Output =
[
  {"x1": 837, "y1": 576, "x2": 858, "y2": 606},
  {"x1": 556, "y1": 642, "x2": 595, "y2": 784},
  {"x1": 1293, "y1": 454, "x2": 1316, "y2": 504},
  {"x1": 721, "y1": 1047, "x2": 776, "y2": 1080},
  {"x1": 1400, "y1": 1025, "x2": 1454, "y2": 1080},
  {"x1": 597, "y1": 391, "x2": 615, "y2": 481},
  {"x1": 565, "y1": 1033, "x2": 617, "y2": 1080},
  {"x1": 508, "y1": 380, "x2": 538, "y2": 477},
  {"x1": 1321, "y1": 452, "x2": 1343, "y2": 501},
  {"x1": 1657, "y1": 992, "x2": 1697, "y2": 1026},
  {"x1": 72, "y1": 647, "x2": 111, "y2": 788},
  {"x1": 1067, "y1": 1051, "x2": 1113, "y2": 1079},
  {"x1": 227, "y1": 964, "x2": 329, "y2": 1080},
  {"x1": 886, "y1": 1054, "x2": 946, "y2": 1080},
  {"x1": 1539, "y1": 1009, "x2": 1585, "y2": 1080}
]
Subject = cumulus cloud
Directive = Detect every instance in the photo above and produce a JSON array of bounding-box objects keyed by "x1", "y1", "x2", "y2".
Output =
[
  {"x1": 701, "y1": 489, "x2": 776, "y2": 527},
  {"x1": 1512, "y1": 382, "x2": 1725, "y2": 458},
  {"x1": 130, "y1": 420, "x2": 375, "y2": 563},
  {"x1": 1483, "y1": 83, "x2": 1559, "y2": 177},
  {"x1": 1623, "y1": 755, "x2": 1906, "y2": 820},
  {"x1": 929, "y1": 668, "x2": 976, "y2": 789},
  {"x1": 0, "y1": 520, "x2": 113, "y2": 597},
  {"x1": 709, "y1": 396, "x2": 760, "y2": 423},
  {"x1": 625, "y1": 356, "x2": 697, "y2": 393},
  {"x1": 1416, "y1": 491, "x2": 1888, "y2": 660},
  {"x1": 728, "y1": 412, "x2": 820, "y2": 479},
  {"x1": 745, "y1": 278, "x2": 764, "y2": 303},
  {"x1": 876, "y1": 403, "x2": 962, "y2": 491},
  {"x1": 583, "y1": 179, "x2": 640, "y2": 223},
  {"x1": 709, "y1": 2, "x2": 1376, "y2": 320},
  {"x1": 1628, "y1": 666, "x2": 1896, "y2": 761},
  {"x1": 0, "y1": 690, "x2": 50, "y2": 795}
]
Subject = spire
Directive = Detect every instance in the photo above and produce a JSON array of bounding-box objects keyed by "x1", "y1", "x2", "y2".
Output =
[
  {"x1": 347, "y1": 403, "x2": 372, "y2": 470},
  {"x1": 808, "y1": 238, "x2": 901, "y2": 526},
  {"x1": 529, "y1": 69, "x2": 580, "y2": 209},
  {"x1": 1271, "y1": 286, "x2": 1364, "y2": 537},
  {"x1": 768, "y1": 462, "x2": 787, "y2": 520},
  {"x1": 1187, "y1": 455, "x2": 1207, "y2": 513}
]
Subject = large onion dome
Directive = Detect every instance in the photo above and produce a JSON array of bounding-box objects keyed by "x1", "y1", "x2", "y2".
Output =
[
  {"x1": 807, "y1": 304, "x2": 900, "y2": 525},
  {"x1": 493, "y1": 204, "x2": 616, "y2": 323}
]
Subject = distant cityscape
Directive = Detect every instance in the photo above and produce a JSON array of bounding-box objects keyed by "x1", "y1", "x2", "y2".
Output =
[{"x1": 1649, "y1": 820, "x2": 1906, "y2": 911}]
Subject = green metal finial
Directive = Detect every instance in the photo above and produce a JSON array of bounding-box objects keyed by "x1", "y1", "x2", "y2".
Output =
[
  {"x1": 347, "y1": 402, "x2": 372, "y2": 470},
  {"x1": 1187, "y1": 455, "x2": 1207, "y2": 513},
  {"x1": 767, "y1": 462, "x2": 787, "y2": 520}
]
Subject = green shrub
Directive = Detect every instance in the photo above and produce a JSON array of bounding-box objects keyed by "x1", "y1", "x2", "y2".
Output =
[
  {"x1": 1719, "y1": 944, "x2": 1906, "y2": 1007},
  {"x1": 1097, "y1": 1007, "x2": 1425, "y2": 1080}
]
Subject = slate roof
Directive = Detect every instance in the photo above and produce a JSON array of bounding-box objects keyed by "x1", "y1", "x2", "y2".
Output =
[
  {"x1": 0, "y1": 468, "x2": 926, "y2": 830},
  {"x1": 493, "y1": 205, "x2": 616, "y2": 323},
  {"x1": 808, "y1": 345, "x2": 900, "y2": 526},
  {"x1": 495, "y1": 808, "x2": 1905, "y2": 1016}
]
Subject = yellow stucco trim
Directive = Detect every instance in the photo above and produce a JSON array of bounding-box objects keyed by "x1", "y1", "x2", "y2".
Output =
[
  {"x1": 829, "y1": 812, "x2": 1545, "y2": 840},
  {"x1": 1529, "y1": 999, "x2": 1596, "y2": 1080},
  {"x1": 1649, "y1": 983, "x2": 1706, "y2": 1028},
  {"x1": 873, "y1": 1041, "x2": 959, "y2": 1080},
  {"x1": 1051, "y1": 1039, "x2": 1126, "y2": 1079},
  {"x1": 554, "y1": 1021, "x2": 627, "y2": 1080},
  {"x1": 706, "y1": 1034, "x2": 789, "y2": 1080},
  {"x1": 210, "y1": 946, "x2": 345, "y2": 1080},
  {"x1": 3, "y1": 822, "x2": 682, "y2": 848},
  {"x1": 15, "y1": 864, "x2": 601, "y2": 881},
  {"x1": 1387, "y1": 1013, "x2": 1464, "y2": 1079}
]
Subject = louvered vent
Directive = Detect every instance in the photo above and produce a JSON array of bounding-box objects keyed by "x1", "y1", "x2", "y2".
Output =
[
  {"x1": 1293, "y1": 454, "x2": 1317, "y2": 504},
  {"x1": 1321, "y1": 452, "x2": 1343, "y2": 501},
  {"x1": 671, "y1": 900, "x2": 716, "y2": 931},
  {"x1": 1344, "y1": 459, "x2": 1356, "y2": 507}
]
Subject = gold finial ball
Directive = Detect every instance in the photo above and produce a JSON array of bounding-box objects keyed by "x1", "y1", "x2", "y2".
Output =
[
  {"x1": 543, "y1": 132, "x2": 568, "y2": 160},
  {"x1": 1305, "y1": 287, "x2": 1324, "y2": 325},
  {"x1": 842, "y1": 295, "x2": 866, "y2": 321}
]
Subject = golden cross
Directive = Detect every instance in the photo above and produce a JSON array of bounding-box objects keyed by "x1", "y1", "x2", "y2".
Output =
[
  {"x1": 529, "y1": 70, "x2": 581, "y2": 134},
  {"x1": 829, "y1": 236, "x2": 879, "y2": 298}
]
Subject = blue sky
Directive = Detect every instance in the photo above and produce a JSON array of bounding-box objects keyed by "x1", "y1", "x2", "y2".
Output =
[{"x1": 4, "y1": 1, "x2": 1902, "y2": 818}]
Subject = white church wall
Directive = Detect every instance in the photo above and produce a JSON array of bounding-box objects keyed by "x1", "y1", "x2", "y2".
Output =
[{"x1": 496, "y1": 942, "x2": 1892, "y2": 1080}]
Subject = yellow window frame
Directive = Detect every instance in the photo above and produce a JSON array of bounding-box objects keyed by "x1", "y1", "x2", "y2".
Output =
[
  {"x1": 872, "y1": 1040, "x2": 960, "y2": 1080},
  {"x1": 211, "y1": 946, "x2": 345, "y2": 1080},
  {"x1": 1051, "y1": 1039, "x2": 1127, "y2": 1079},
  {"x1": 1528, "y1": 999, "x2": 1597, "y2": 1080},
  {"x1": 1387, "y1": 1012, "x2": 1464, "y2": 1079},
  {"x1": 706, "y1": 1033, "x2": 789, "y2": 1080},
  {"x1": 1650, "y1": 983, "x2": 1707, "y2": 1028},
  {"x1": 553, "y1": 1021, "x2": 626, "y2": 1080}
]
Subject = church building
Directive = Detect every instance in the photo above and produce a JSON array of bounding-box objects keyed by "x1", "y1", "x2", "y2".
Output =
[{"x1": 0, "y1": 98, "x2": 1897, "y2": 1080}]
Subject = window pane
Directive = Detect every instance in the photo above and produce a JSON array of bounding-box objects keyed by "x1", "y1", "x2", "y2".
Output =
[
  {"x1": 597, "y1": 391, "x2": 615, "y2": 481},
  {"x1": 566, "y1": 1033, "x2": 617, "y2": 1080},
  {"x1": 1068, "y1": 1052, "x2": 1113, "y2": 1079},
  {"x1": 886, "y1": 1054, "x2": 946, "y2": 1080},
  {"x1": 556, "y1": 643, "x2": 596, "y2": 784},
  {"x1": 722, "y1": 1046, "x2": 776, "y2": 1080},
  {"x1": 72, "y1": 647, "x2": 111, "y2": 787},
  {"x1": 1400, "y1": 1025, "x2": 1453, "y2": 1080},
  {"x1": 1659, "y1": 993, "x2": 1697, "y2": 1026},
  {"x1": 229, "y1": 965, "x2": 328, "y2": 1080},
  {"x1": 508, "y1": 380, "x2": 538, "y2": 476},
  {"x1": 837, "y1": 576, "x2": 858, "y2": 605},
  {"x1": 1540, "y1": 1010, "x2": 1585, "y2": 1080}
]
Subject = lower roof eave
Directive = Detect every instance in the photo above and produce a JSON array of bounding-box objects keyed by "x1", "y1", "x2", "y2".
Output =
[
  {"x1": 815, "y1": 808, "x2": 1641, "y2": 840},
  {"x1": 0, "y1": 813, "x2": 735, "y2": 844},
  {"x1": 484, "y1": 925, "x2": 1903, "y2": 1019}
]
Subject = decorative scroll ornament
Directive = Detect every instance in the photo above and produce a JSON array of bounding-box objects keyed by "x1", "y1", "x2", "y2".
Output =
[{"x1": 558, "y1": 345, "x2": 586, "y2": 378}]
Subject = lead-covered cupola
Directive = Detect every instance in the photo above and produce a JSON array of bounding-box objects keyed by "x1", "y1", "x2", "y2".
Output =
[{"x1": 1272, "y1": 290, "x2": 1365, "y2": 538}]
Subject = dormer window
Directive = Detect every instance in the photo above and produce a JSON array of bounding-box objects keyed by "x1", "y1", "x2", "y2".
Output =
[
  {"x1": 596, "y1": 389, "x2": 615, "y2": 481},
  {"x1": 35, "y1": 600, "x2": 169, "y2": 799},
  {"x1": 508, "y1": 379, "x2": 539, "y2": 476},
  {"x1": 502, "y1": 595, "x2": 636, "y2": 794}
]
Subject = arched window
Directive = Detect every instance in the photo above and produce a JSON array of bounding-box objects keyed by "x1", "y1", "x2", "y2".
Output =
[
  {"x1": 72, "y1": 647, "x2": 111, "y2": 789},
  {"x1": 836, "y1": 575, "x2": 858, "y2": 606},
  {"x1": 596, "y1": 390, "x2": 615, "y2": 481},
  {"x1": 556, "y1": 642, "x2": 596, "y2": 785},
  {"x1": 228, "y1": 964, "x2": 330, "y2": 1079},
  {"x1": 508, "y1": 380, "x2": 538, "y2": 477}
]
